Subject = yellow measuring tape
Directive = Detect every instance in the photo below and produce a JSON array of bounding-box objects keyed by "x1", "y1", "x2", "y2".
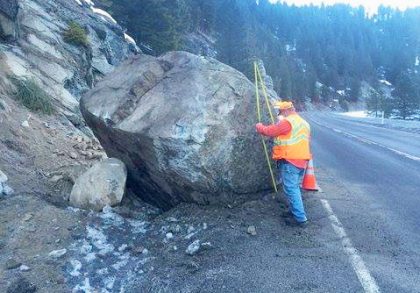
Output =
[{"x1": 254, "y1": 61, "x2": 278, "y2": 193}]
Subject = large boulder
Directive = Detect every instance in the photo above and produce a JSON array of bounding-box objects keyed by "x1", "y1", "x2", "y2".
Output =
[
  {"x1": 81, "y1": 51, "x2": 272, "y2": 210},
  {"x1": 69, "y1": 158, "x2": 127, "y2": 211}
]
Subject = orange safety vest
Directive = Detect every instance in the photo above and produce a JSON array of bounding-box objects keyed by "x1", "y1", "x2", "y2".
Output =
[{"x1": 272, "y1": 113, "x2": 312, "y2": 160}]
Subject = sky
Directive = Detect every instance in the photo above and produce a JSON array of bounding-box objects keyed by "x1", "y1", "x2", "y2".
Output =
[{"x1": 268, "y1": 0, "x2": 420, "y2": 15}]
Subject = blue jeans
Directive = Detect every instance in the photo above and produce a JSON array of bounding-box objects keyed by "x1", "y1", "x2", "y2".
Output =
[{"x1": 279, "y1": 161, "x2": 307, "y2": 223}]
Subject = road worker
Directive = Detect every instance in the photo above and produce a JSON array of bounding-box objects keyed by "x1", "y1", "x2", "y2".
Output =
[{"x1": 256, "y1": 101, "x2": 311, "y2": 227}]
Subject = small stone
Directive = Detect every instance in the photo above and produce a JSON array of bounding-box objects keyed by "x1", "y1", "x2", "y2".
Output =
[
  {"x1": 21, "y1": 120, "x2": 29, "y2": 128},
  {"x1": 132, "y1": 246, "x2": 145, "y2": 255},
  {"x1": 142, "y1": 248, "x2": 149, "y2": 255},
  {"x1": 166, "y1": 217, "x2": 178, "y2": 222},
  {"x1": 48, "y1": 248, "x2": 67, "y2": 258},
  {"x1": 173, "y1": 245, "x2": 178, "y2": 251},
  {"x1": 165, "y1": 232, "x2": 174, "y2": 240},
  {"x1": 202, "y1": 223, "x2": 208, "y2": 230},
  {"x1": 201, "y1": 242, "x2": 212, "y2": 249},
  {"x1": 168, "y1": 224, "x2": 182, "y2": 233},
  {"x1": 69, "y1": 152, "x2": 78, "y2": 159},
  {"x1": 187, "y1": 225, "x2": 195, "y2": 234},
  {"x1": 186, "y1": 240, "x2": 200, "y2": 256},
  {"x1": 23, "y1": 213, "x2": 33, "y2": 222},
  {"x1": 49, "y1": 175, "x2": 63, "y2": 183},
  {"x1": 5, "y1": 258, "x2": 21, "y2": 270},
  {"x1": 3, "y1": 185, "x2": 14, "y2": 196},
  {"x1": 19, "y1": 265, "x2": 30, "y2": 272},
  {"x1": 55, "y1": 239, "x2": 60, "y2": 243},
  {"x1": 0, "y1": 170, "x2": 8, "y2": 183},
  {"x1": 0, "y1": 99, "x2": 10, "y2": 112},
  {"x1": 247, "y1": 225, "x2": 257, "y2": 236}
]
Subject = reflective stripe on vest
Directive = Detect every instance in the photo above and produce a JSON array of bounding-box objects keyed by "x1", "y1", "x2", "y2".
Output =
[{"x1": 272, "y1": 114, "x2": 312, "y2": 160}]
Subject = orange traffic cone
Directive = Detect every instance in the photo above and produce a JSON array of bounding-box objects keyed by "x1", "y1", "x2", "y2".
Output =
[{"x1": 301, "y1": 159, "x2": 320, "y2": 191}]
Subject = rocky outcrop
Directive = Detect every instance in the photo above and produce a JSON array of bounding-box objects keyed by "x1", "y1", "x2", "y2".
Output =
[
  {"x1": 255, "y1": 59, "x2": 279, "y2": 102},
  {"x1": 69, "y1": 158, "x2": 127, "y2": 211},
  {"x1": 183, "y1": 31, "x2": 217, "y2": 58},
  {"x1": 0, "y1": 0, "x2": 19, "y2": 41},
  {"x1": 81, "y1": 51, "x2": 272, "y2": 210},
  {"x1": 0, "y1": 0, "x2": 137, "y2": 117}
]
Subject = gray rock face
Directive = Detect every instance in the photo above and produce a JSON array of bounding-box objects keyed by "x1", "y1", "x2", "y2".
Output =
[
  {"x1": 255, "y1": 59, "x2": 279, "y2": 102},
  {"x1": 0, "y1": 0, "x2": 18, "y2": 20},
  {"x1": 0, "y1": 0, "x2": 18, "y2": 40},
  {"x1": 70, "y1": 158, "x2": 127, "y2": 211},
  {"x1": 81, "y1": 51, "x2": 272, "y2": 210},
  {"x1": 0, "y1": 0, "x2": 136, "y2": 115}
]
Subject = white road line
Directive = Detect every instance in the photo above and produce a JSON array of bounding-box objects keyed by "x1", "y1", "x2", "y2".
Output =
[
  {"x1": 320, "y1": 199, "x2": 380, "y2": 293},
  {"x1": 311, "y1": 119, "x2": 420, "y2": 162}
]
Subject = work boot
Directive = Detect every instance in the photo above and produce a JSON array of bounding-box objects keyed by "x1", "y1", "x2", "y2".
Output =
[{"x1": 284, "y1": 217, "x2": 308, "y2": 228}]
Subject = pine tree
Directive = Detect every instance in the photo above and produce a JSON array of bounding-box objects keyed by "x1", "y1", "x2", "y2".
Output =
[{"x1": 393, "y1": 71, "x2": 419, "y2": 119}]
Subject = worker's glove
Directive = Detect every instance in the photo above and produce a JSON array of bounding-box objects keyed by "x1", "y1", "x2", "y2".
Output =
[
  {"x1": 277, "y1": 114, "x2": 285, "y2": 121},
  {"x1": 256, "y1": 123, "x2": 264, "y2": 134}
]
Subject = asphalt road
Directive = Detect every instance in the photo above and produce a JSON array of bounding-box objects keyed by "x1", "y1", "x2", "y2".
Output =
[{"x1": 305, "y1": 112, "x2": 420, "y2": 293}]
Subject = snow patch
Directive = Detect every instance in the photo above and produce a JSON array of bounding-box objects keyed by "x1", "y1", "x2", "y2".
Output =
[
  {"x1": 91, "y1": 7, "x2": 117, "y2": 24},
  {"x1": 73, "y1": 278, "x2": 93, "y2": 293},
  {"x1": 70, "y1": 260, "x2": 82, "y2": 277},
  {"x1": 379, "y1": 79, "x2": 392, "y2": 86},
  {"x1": 86, "y1": 226, "x2": 115, "y2": 255},
  {"x1": 340, "y1": 111, "x2": 368, "y2": 118},
  {"x1": 124, "y1": 33, "x2": 136, "y2": 45},
  {"x1": 100, "y1": 206, "x2": 124, "y2": 226},
  {"x1": 128, "y1": 219, "x2": 148, "y2": 234}
]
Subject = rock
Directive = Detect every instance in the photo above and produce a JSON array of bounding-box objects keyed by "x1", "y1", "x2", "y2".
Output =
[
  {"x1": 69, "y1": 152, "x2": 78, "y2": 159},
  {"x1": 255, "y1": 59, "x2": 279, "y2": 101},
  {"x1": 23, "y1": 213, "x2": 33, "y2": 222},
  {"x1": 5, "y1": 258, "x2": 21, "y2": 270},
  {"x1": 69, "y1": 158, "x2": 127, "y2": 211},
  {"x1": 0, "y1": 98, "x2": 10, "y2": 112},
  {"x1": 0, "y1": 169, "x2": 7, "y2": 183},
  {"x1": 247, "y1": 225, "x2": 257, "y2": 236},
  {"x1": 1, "y1": 0, "x2": 135, "y2": 117},
  {"x1": 81, "y1": 51, "x2": 272, "y2": 210},
  {"x1": 165, "y1": 232, "x2": 174, "y2": 240},
  {"x1": 186, "y1": 240, "x2": 201, "y2": 256},
  {"x1": 48, "y1": 248, "x2": 67, "y2": 258},
  {"x1": 0, "y1": 0, "x2": 18, "y2": 41},
  {"x1": 187, "y1": 225, "x2": 195, "y2": 234},
  {"x1": 19, "y1": 265, "x2": 31, "y2": 272},
  {"x1": 166, "y1": 217, "x2": 178, "y2": 223},
  {"x1": 6, "y1": 276, "x2": 36, "y2": 293},
  {"x1": 21, "y1": 120, "x2": 30, "y2": 128},
  {"x1": 201, "y1": 242, "x2": 212, "y2": 250},
  {"x1": 3, "y1": 184, "x2": 13, "y2": 195},
  {"x1": 49, "y1": 175, "x2": 63, "y2": 183}
]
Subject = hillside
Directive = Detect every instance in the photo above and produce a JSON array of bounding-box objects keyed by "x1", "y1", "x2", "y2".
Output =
[{"x1": 97, "y1": 0, "x2": 420, "y2": 118}]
